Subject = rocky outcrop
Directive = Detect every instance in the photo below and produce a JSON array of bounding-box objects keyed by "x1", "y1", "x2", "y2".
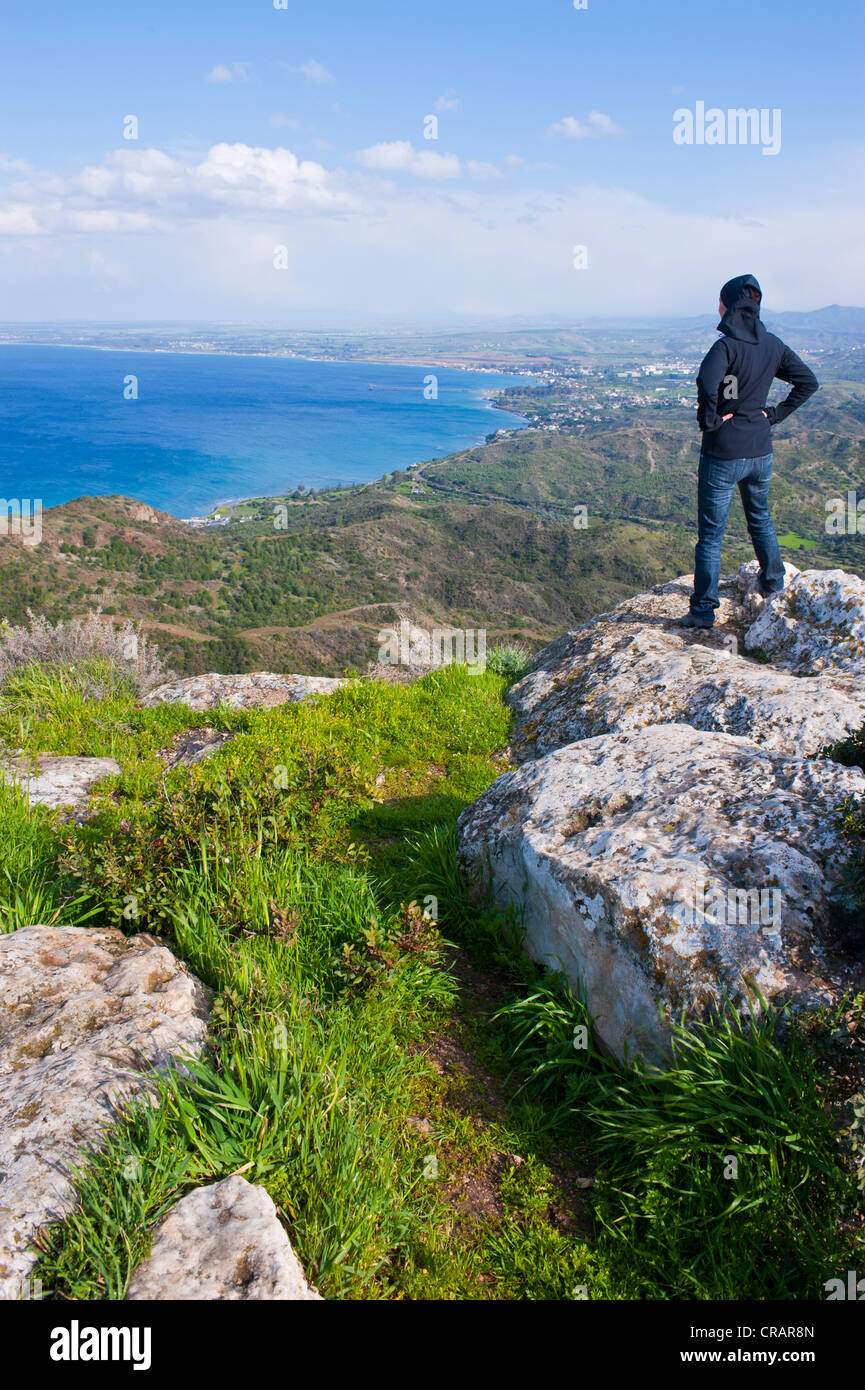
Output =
[
  {"x1": 126, "y1": 1176, "x2": 321, "y2": 1301},
  {"x1": 141, "y1": 671, "x2": 345, "y2": 711},
  {"x1": 508, "y1": 564, "x2": 865, "y2": 763},
  {"x1": 459, "y1": 724, "x2": 864, "y2": 1062},
  {"x1": 744, "y1": 568, "x2": 865, "y2": 677},
  {"x1": 0, "y1": 925, "x2": 210, "y2": 1298},
  {"x1": 1, "y1": 753, "x2": 121, "y2": 815},
  {"x1": 459, "y1": 564, "x2": 865, "y2": 1061}
]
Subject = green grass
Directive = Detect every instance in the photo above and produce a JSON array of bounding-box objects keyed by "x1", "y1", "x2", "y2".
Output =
[
  {"x1": 424, "y1": 839, "x2": 865, "y2": 1300},
  {"x1": 586, "y1": 1008, "x2": 853, "y2": 1299},
  {"x1": 823, "y1": 729, "x2": 865, "y2": 916},
  {"x1": 0, "y1": 782, "x2": 95, "y2": 933},
  {"x1": 1, "y1": 660, "x2": 861, "y2": 1300},
  {"x1": 0, "y1": 660, "x2": 249, "y2": 762},
  {"x1": 777, "y1": 531, "x2": 818, "y2": 550}
]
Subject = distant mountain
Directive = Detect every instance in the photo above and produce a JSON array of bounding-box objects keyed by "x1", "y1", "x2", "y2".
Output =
[{"x1": 765, "y1": 305, "x2": 865, "y2": 332}]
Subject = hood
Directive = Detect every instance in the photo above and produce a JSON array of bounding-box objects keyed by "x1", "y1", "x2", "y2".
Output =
[
  {"x1": 720, "y1": 272, "x2": 761, "y2": 309},
  {"x1": 718, "y1": 297, "x2": 765, "y2": 345},
  {"x1": 718, "y1": 272, "x2": 764, "y2": 343}
]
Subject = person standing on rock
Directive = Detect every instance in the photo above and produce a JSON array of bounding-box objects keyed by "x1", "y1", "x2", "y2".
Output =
[{"x1": 682, "y1": 274, "x2": 819, "y2": 629}]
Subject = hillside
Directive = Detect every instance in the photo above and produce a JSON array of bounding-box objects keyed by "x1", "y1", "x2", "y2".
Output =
[
  {"x1": 0, "y1": 485, "x2": 698, "y2": 676},
  {"x1": 1, "y1": 563, "x2": 863, "y2": 1302},
  {"x1": 7, "y1": 417, "x2": 863, "y2": 679}
]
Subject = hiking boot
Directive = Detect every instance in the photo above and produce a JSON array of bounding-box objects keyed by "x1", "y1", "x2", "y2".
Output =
[{"x1": 679, "y1": 613, "x2": 714, "y2": 630}]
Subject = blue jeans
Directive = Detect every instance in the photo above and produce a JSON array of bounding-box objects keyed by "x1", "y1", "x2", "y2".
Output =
[{"x1": 690, "y1": 453, "x2": 785, "y2": 622}]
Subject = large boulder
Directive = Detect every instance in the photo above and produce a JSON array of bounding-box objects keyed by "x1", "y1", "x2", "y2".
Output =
[
  {"x1": 1, "y1": 754, "x2": 121, "y2": 815},
  {"x1": 141, "y1": 672, "x2": 345, "y2": 712},
  {"x1": 0, "y1": 925, "x2": 210, "y2": 1298},
  {"x1": 126, "y1": 1176, "x2": 321, "y2": 1301},
  {"x1": 458, "y1": 723, "x2": 865, "y2": 1062},
  {"x1": 744, "y1": 567, "x2": 865, "y2": 677},
  {"x1": 508, "y1": 564, "x2": 865, "y2": 763}
]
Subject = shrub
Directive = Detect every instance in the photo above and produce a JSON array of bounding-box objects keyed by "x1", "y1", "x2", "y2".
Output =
[
  {"x1": 485, "y1": 642, "x2": 534, "y2": 684},
  {"x1": 0, "y1": 609, "x2": 172, "y2": 697}
]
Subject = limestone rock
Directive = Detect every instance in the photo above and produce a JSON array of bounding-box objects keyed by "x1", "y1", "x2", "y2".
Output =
[
  {"x1": 141, "y1": 671, "x2": 345, "y2": 712},
  {"x1": 508, "y1": 624, "x2": 865, "y2": 764},
  {"x1": 1, "y1": 753, "x2": 121, "y2": 815},
  {"x1": 731, "y1": 557, "x2": 802, "y2": 625},
  {"x1": 0, "y1": 925, "x2": 210, "y2": 1299},
  {"x1": 126, "y1": 1175, "x2": 321, "y2": 1301},
  {"x1": 743, "y1": 567, "x2": 865, "y2": 678},
  {"x1": 508, "y1": 564, "x2": 865, "y2": 763},
  {"x1": 458, "y1": 724, "x2": 865, "y2": 1062},
  {"x1": 158, "y1": 726, "x2": 234, "y2": 769}
]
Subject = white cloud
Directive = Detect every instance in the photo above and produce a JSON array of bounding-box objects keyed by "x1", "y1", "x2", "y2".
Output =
[
  {"x1": 66, "y1": 209, "x2": 166, "y2": 232},
  {"x1": 1, "y1": 139, "x2": 863, "y2": 317},
  {"x1": 206, "y1": 63, "x2": 252, "y2": 84},
  {"x1": 355, "y1": 141, "x2": 462, "y2": 179},
  {"x1": 77, "y1": 148, "x2": 184, "y2": 201},
  {"x1": 586, "y1": 110, "x2": 624, "y2": 136},
  {"x1": 0, "y1": 203, "x2": 41, "y2": 234},
  {"x1": 283, "y1": 59, "x2": 334, "y2": 85},
  {"x1": 0, "y1": 154, "x2": 33, "y2": 174},
  {"x1": 193, "y1": 143, "x2": 348, "y2": 210},
  {"x1": 0, "y1": 142, "x2": 358, "y2": 239},
  {"x1": 548, "y1": 116, "x2": 592, "y2": 139},
  {"x1": 466, "y1": 160, "x2": 503, "y2": 180},
  {"x1": 353, "y1": 143, "x2": 503, "y2": 182},
  {"x1": 434, "y1": 90, "x2": 461, "y2": 113},
  {"x1": 548, "y1": 111, "x2": 624, "y2": 138}
]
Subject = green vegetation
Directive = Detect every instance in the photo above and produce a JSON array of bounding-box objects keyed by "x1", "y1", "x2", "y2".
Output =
[
  {"x1": 0, "y1": 488, "x2": 697, "y2": 678},
  {"x1": 824, "y1": 730, "x2": 865, "y2": 920},
  {"x1": 586, "y1": 1007, "x2": 848, "y2": 1300},
  {"x1": 777, "y1": 531, "x2": 818, "y2": 550},
  {"x1": 428, "y1": 392, "x2": 865, "y2": 574},
  {"x1": 2, "y1": 659, "x2": 861, "y2": 1300},
  {"x1": 485, "y1": 642, "x2": 535, "y2": 684}
]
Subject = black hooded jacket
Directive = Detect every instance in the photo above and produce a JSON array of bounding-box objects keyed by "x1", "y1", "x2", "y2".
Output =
[{"x1": 696, "y1": 297, "x2": 819, "y2": 460}]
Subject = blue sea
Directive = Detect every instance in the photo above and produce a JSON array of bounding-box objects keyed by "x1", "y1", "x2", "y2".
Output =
[{"x1": 0, "y1": 346, "x2": 527, "y2": 517}]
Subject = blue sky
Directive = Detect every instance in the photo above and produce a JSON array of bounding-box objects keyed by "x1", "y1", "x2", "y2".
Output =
[{"x1": 0, "y1": 0, "x2": 862, "y2": 318}]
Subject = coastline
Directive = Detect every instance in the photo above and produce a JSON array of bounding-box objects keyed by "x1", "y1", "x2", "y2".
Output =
[
  {"x1": 0, "y1": 338, "x2": 536, "y2": 377},
  {"x1": 0, "y1": 343, "x2": 532, "y2": 518},
  {"x1": 191, "y1": 406, "x2": 529, "y2": 521}
]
